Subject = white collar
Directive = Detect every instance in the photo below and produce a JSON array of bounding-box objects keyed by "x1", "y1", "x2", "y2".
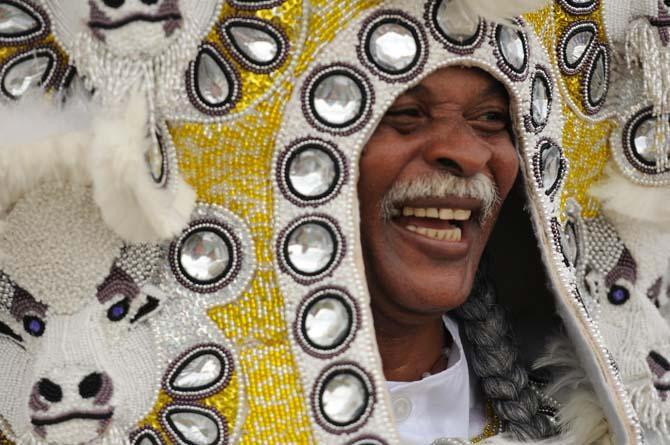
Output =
[{"x1": 385, "y1": 315, "x2": 486, "y2": 445}]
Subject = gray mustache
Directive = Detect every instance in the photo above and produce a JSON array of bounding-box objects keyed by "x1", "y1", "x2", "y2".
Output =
[{"x1": 379, "y1": 172, "x2": 499, "y2": 223}]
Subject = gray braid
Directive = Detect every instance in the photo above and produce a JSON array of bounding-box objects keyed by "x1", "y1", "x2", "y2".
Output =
[{"x1": 452, "y1": 261, "x2": 557, "y2": 440}]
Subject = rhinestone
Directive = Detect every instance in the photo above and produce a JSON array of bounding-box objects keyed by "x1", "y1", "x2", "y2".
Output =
[
  {"x1": 288, "y1": 147, "x2": 337, "y2": 198},
  {"x1": 304, "y1": 296, "x2": 352, "y2": 349},
  {"x1": 541, "y1": 143, "x2": 561, "y2": 192},
  {"x1": 564, "y1": 28, "x2": 594, "y2": 68},
  {"x1": 172, "y1": 351, "x2": 224, "y2": 391},
  {"x1": 167, "y1": 410, "x2": 220, "y2": 445},
  {"x1": 196, "y1": 51, "x2": 231, "y2": 106},
  {"x1": 146, "y1": 133, "x2": 165, "y2": 183},
  {"x1": 562, "y1": 222, "x2": 578, "y2": 265},
  {"x1": 0, "y1": 2, "x2": 39, "y2": 37},
  {"x1": 588, "y1": 50, "x2": 607, "y2": 105},
  {"x1": 228, "y1": 24, "x2": 279, "y2": 65},
  {"x1": 2, "y1": 53, "x2": 52, "y2": 98},
  {"x1": 631, "y1": 116, "x2": 657, "y2": 164},
  {"x1": 312, "y1": 73, "x2": 363, "y2": 126},
  {"x1": 435, "y1": 0, "x2": 478, "y2": 43},
  {"x1": 531, "y1": 74, "x2": 550, "y2": 126},
  {"x1": 286, "y1": 222, "x2": 335, "y2": 275},
  {"x1": 498, "y1": 26, "x2": 526, "y2": 72},
  {"x1": 321, "y1": 371, "x2": 368, "y2": 425},
  {"x1": 368, "y1": 22, "x2": 417, "y2": 73},
  {"x1": 179, "y1": 230, "x2": 230, "y2": 283}
]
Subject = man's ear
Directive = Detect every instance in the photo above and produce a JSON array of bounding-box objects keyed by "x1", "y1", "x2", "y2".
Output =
[{"x1": 130, "y1": 284, "x2": 166, "y2": 325}]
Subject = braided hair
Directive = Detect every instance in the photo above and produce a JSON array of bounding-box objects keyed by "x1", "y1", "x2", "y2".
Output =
[{"x1": 452, "y1": 260, "x2": 557, "y2": 440}]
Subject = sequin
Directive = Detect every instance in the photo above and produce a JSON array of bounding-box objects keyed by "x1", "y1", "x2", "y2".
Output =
[
  {"x1": 167, "y1": 409, "x2": 221, "y2": 445},
  {"x1": 631, "y1": 115, "x2": 657, "y2": 164},
  {"x1": 228, "y1": 24, "x2": 280, "y2": 65},
  {"x1": 0, "y1": 2, "x2": 38, "y2": 37},
  {"x1": 286, "y1": 222, "x2": 335, "y2": 275},
  {"x1": 196, "y1": 51, "x2": 232, "y2": 106},
  {"x1": 587, "y1": 49, "x2": 607, "y2": 106},
  {"x1": 1, "y1": 51, "x2": 53, "y2": 98},
  {"x1": 367, "y1": 22, "x2": 417, "y2": 73},
  {"x1": 541, "y1": 143, "x2": 562, "y2": 193},
  {"x1": 172, "y1": 353, "x2": 224, "y2": 391},
  {"x1": 320, "y1": 372, "x2": 368, "y2": 425},
  {"x1": 435, "y1": 0, "x2": 478, "y2": 43},
  {"x1": 288, "y1": 147, "x2": 337, "y2": 198},
  {"x1": 304, "y1": 296, "x2": 352, "y2": 349},
  {"x1": 562, "y1": 222, "x2": 578, "y2": 266},
  {"x1": 312, "y1": 74, "x2": 364, "y2": 126},
  {"x1": 564, "y1": 28, "x2": 594, "y2": 69},
  {"x1": 497, "y1": 26, "x2": 526, "y2": 72},
  {"x1": 531, "y1": 74, "x2": 550, "y2": 126},
  {"x1": 179, "y1": 230, "x2": 230, "y2": 283}
]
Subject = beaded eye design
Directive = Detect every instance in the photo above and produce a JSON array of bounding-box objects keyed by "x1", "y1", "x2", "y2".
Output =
[
  {"x1": 607, "y1": 284, "x2": 630, "y2": 306},
  {"x1": 107, "y1": 297, "x2": 131, "y2": 322},
  {"x1": 22, "y1": 315, "x2": 46, "y2": 337}
]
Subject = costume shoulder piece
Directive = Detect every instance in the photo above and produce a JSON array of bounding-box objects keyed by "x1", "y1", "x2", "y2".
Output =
[{"x1": 0, "y1": 0, "x2": 668, "y2": 444}]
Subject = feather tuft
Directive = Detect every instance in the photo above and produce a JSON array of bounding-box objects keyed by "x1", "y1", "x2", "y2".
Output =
[
  {"x1": 439, "y1": 0, "x2": 549, "y2": 34},
  {"x1": 590, "y1": 162, "x2": 670, "y2": 224},
  {"x1": 88, "y1": 92, "x2": 196, "y2": 243}
]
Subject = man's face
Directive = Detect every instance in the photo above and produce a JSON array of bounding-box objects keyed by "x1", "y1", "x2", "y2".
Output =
[{"x1": 359, "y1": 66, "x2": 518, "y2": 319}]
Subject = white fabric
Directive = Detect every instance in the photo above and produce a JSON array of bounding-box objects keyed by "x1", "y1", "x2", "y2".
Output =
[{"x1": 386, "y1": 315, "x2": 486, "y2": 445}]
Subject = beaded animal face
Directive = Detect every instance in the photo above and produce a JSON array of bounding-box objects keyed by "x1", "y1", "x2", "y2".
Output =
[
  {"x1": 0, "y1": 182, "x2": 241, "y2": 445},
  {"x1": 86, "y1": 0, "x2": 183, "y2": 57}
]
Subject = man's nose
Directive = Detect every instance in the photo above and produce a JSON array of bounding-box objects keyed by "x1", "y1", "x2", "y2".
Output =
[{"x1": 421, "y1": 119, "x2": 493, "y2": 177}]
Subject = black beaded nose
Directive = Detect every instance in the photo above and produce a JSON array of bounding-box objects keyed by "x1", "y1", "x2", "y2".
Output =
[
  {"x1": 38, "y1": 379, "x2": 63, "y2": 403},
  {"x1": 140, "y1": 0, "x2": 159, "y2": 4},
  {"x1": 102, "y1": 0, "x2": 125, "y2": 8},
  {"x1": 79, "y1": 373, "x2": 104, "y2": 399}
]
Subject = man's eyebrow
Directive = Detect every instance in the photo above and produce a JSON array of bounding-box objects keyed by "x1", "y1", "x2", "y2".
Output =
[{"x1": 479, "y1": 81, "x2": 508, "y2": 100}]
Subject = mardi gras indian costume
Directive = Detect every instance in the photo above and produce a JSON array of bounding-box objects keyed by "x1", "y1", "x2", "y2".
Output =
[{"x1": 3, "y1": 0, "x2": 670, "y2": 444}]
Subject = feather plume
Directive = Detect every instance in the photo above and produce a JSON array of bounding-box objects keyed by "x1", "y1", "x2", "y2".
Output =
[
  {"x1": 439, "y1": 0, "x2": 549, "y2": 36},
  {"x1": 88, "y1": 92, "x2": 196, "y2": 243},
  {"x1": 590, "y1": 162, "x2": 670, "y2": 224}
]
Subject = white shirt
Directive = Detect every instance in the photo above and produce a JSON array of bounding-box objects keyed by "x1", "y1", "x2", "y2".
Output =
[{"x1": 386, "y1": 316, "x2": 487, "y2": 445}]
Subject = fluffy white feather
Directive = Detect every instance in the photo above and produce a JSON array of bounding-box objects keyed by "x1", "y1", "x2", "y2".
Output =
[
  {"x1": 590, "y1": 162, "x2": 670, "y2": 224},
  {"x1": 88, "y1": 93, "x2": 196, "y2": 243},
  {"x1": 440, "y1": 0, "x2": 549, "y2": 35}
]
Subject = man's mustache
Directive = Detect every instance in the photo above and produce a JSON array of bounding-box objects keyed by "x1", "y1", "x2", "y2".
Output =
[{"x1": 379, "y1": 172, "x2": 500, "y2": 224}]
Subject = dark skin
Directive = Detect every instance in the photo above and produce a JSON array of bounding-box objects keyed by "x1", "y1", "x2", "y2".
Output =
[{"x1": 358, "y1": 67, "x2": 519, "y2": 382}]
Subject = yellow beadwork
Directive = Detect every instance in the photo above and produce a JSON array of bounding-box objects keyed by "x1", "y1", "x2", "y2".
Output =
[
  {"x1": 470, "y1": 401, "x2": 502, "y2": 444},
  {"x1": 524, "y1": 6, "x2": 614, "y2": 219}
]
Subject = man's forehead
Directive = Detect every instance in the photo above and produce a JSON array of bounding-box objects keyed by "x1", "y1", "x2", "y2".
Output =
[{"x1": 398, "y1": 66, "x2": 509, "y2": 104}]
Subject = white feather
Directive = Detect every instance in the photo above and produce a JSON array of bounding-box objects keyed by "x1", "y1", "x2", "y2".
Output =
[
  {"x1": 0, "y1": 95, "x2": 92, "y2": 215},
  {"x1": 441, "y1": 0, "x2": 549, "y2": 34},
  {"x1": 88, "y1": 92, "x2": 196, "y2": 243},
  {"x1": 590, "y1": 162, "x2": 670, "y2": 224}
]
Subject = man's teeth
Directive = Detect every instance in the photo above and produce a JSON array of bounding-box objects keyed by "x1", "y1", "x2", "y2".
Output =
[
  {"x1": 406, "y1": 225, "x2": 462, "y2": 241},
  {"x1": 401, "y1": 206, "x2": 471, "y2": 221}
]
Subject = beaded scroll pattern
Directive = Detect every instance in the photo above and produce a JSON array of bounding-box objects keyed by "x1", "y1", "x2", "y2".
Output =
[
  {"x1": 525, "y1": 6, "x2": 614, "y2": 219},
  {"x1": 173, "y1": 1, "x2": 381, "y2": 444}
]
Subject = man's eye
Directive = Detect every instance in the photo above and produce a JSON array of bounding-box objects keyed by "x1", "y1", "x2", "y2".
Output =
[
  {"x1": 23, "y1": 315, "x2": 45, "y2": 337},
  {"x1": 107, "y1": 298, "x2": 130, "y2": 322},
  {"x1": 385, "y1": 107, "x2": 423, "y2": 118}
]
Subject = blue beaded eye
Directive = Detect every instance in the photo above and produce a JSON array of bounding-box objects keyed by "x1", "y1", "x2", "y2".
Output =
[
  {"x1": 23, "y1": 315, "x2": 45, "y2": 337},
  {"x1": 607, "y1": 285, "x2": 630, "y2": 305},
  {"x1": 107, "y1": 298, "x2": 130, "y2": 322}
]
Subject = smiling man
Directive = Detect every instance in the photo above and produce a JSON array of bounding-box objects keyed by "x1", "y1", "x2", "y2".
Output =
[{"x1": 359, "y1": 67, "x2": 554, "y2": 443}]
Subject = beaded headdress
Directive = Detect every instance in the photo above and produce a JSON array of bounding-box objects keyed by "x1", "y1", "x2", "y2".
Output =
[{"x1": 0, "y1": 0, "x2": 668, "y2": 444}]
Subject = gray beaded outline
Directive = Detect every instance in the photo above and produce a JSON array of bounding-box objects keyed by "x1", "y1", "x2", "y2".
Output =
[
  {"x1": 581, "y1": 43, "x2": 610, "y2": 115},
  {"x1": 491, "y1": 20, "x2": 530, "y2": 82},
  {"x1": 621, "y1": 106, "x2": 669, "y2": 175},
  {"x1": 346, "y1": 436, "x2": 388, "y2": 445},
  {"x1": 130, "y1": 427, "x2": 163, "y2": 445},
  {"x1": 311, "y1": 362, "x2": 376, "y2": 434},
  {"x1": 301, "y1": 63, "x2": 375, "y2": 136},
  {"x1": 185, "y1": 43, "x2": 242, "y2": 116},
  {"x1": 532, "y1": 138, "x2": 566, "y2": 201},
  {"x1": 163, "y1": 343, "x2": 234, "y2": 400},
  {"x1": 524, "y1": 64, "x2": 554, "y2": 134},
  {"x1": 424, "y1": 0, "x2": 486, "y2": 55},
  {"x1": 293, "y1": 286, "x2": 360, "y2": 359},
  {"x1": 0, "y1": 45, "x2": 62, "y2": 100},
  {"x1": 276, "y1": 137, "x2": 348, "y2": 207},
  {"x1": 357, "y1": 9, "x2": 429, "y2": 83},
  {"x1": 228, "y1": 0, "x2": 287, "y2": 10},
  {"x1": 276, "y1": 214, "x2": 346, "y2": 285},
  {"x1": 218, "y1": 16, "x2": 290, "y2": 74},
  {"x1": 169, "y1": 219, "x2": 243, "y2": 293},
  {"x1": 557, "y1": 0, "x2": 599, "y2": 15},
  {"x1": 160, "y1": 403, "x2": 229, "y2": 445},
  {"x1": 556, "y1": 21, "x2": 597, "y2": 75},
  {"x1": 0, "y1": 0, "x2": 50, "y2": 46}
]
